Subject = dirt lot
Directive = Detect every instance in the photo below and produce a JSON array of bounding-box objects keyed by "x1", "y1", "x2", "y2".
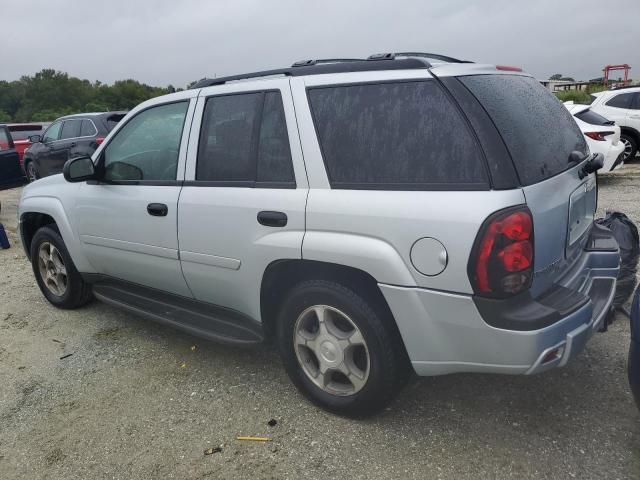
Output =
[{"x1": 1, "y1": 169, "x2": 639, "y2": 480}]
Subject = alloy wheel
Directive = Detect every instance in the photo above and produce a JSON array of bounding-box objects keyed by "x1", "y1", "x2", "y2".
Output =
[
  {"x1": 37, "y1": 242, "x2": 68, "y2": 297},
  {"x1": 294, "y1": 305, "x2": 370, "y2": 396}
]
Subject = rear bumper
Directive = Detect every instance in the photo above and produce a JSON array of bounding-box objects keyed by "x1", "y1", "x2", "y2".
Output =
[
  {"x1": 380, "y1": 226, "x2": 619, "y2": 376},
  {"x1": 604, "y1": 142, "x2": 625, "y2": 172}
]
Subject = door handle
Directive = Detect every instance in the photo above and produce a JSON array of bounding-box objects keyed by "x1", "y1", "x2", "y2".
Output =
[
  {"x1": 69, "y1": 142, "x2": 77, "y2": 148},
  {"x1": 147, "y1": 203, "x2": 168, "y2": 217},
  {"x1": 257, "y1": 211, "x2": 287, "y2": 227}
]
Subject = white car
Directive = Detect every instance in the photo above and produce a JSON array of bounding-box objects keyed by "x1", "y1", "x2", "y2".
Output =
[
  {"x1": 588, "y1": 87, "x2": 640, "y2": 161},
  {"x1": 564, "y1": 102, "x2": 625, "y2": 172}
]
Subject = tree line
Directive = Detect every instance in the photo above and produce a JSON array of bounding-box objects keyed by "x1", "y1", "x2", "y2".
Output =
[{"x1": 0, "y1": 69, "x2": 195, "y2": 123}]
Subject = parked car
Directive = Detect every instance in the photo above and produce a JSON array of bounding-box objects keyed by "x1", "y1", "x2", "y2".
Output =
[
  {"x1": 564, "y1": 103, "x2": 625, "y2": 172},
  {"x1": 18, "y1": 54, "x2": 620, "y2": 416},
  {"x1": 8, "y1": 123, "x2": 50, "y2": 168},
  {"x1": 23, "y1": 112, "x2": 126, "y2": 182},
  {"x1": 630, "y1": 285, "x2": 640, "y2": 409},
  {"x1": 0, "y1": 125, "x2": 24, "y2": 188},
  {"x1": 589, "y1": 86, "x2": 640, "y2": 161}
]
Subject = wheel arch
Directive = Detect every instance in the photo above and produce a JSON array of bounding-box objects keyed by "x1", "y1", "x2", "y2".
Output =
[
  {"x1": 259, "y1": 259, "x2": 410, "y2": 362},
  {"x1": 19, "y1": 197, "x2": 95, "y2": 273},
  {"x1": 621, "y1": 126, "x2": 640, "y2": 145}
]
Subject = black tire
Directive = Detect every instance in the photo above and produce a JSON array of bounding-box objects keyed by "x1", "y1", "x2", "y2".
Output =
[
  {"x1": 276, "y1": 279, "x2": 408, "y2": 417},
  {"x1": 621, "y1": 133, "x2": 638, "y2": 162},
  {"x1": 25, "y1": 161, "x2": 39, "y2": 183},
  {"x1": 30, "y1": 225, "x2": 92, "y2": 309}
]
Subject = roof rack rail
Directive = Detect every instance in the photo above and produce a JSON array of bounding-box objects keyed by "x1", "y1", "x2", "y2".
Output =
[
  {"x1": 292, "y1": 58, "x2": 365, "y2": 67},
  {"x1": 191, "y1": 58, "x2": 431, "y2": 88},
  {"x1": 377, "y1": 52, "x2": 473, "y2": 64}
]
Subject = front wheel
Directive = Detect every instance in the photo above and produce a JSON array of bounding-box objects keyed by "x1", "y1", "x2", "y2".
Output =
[
  {"x1": 621, "y1": 133, "x2": 638, "y2": 162},
  {"x1": 277, "y1": 280, "x2": 408, "y2": 417},
  {"x1": 30, "y1": 226, "x2": 93, "y2": 309}
]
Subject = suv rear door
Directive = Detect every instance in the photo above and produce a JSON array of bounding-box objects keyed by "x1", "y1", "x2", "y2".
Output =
[
  {"x1": 178, "y1": 78, "x2": 308, "y2": 320},
  {"x1": 458, "y1": 73, "x2": 595, "y2": 295}
]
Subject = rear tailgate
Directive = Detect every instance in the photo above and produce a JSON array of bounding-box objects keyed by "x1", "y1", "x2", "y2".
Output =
[{"x1": 459, "y1": 74, "x2": 594, "y2": 295}]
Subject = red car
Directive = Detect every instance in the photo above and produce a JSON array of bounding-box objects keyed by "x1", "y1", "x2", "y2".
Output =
[{"x1": 7, "y1": 123, "x2": 49, "y2": 170}]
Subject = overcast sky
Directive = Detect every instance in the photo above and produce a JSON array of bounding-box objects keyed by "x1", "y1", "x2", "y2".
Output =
[{"x1": 4, "y1": 0, "x2": 639, "y2": 87}]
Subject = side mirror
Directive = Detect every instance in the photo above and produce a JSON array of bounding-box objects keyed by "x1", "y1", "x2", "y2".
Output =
[
  {"x1": 28, "y1": 135, "x2": 42, "y2": 143},
  {"x1": 63, "y1": 156, "x2": 97, "y2": 183}
]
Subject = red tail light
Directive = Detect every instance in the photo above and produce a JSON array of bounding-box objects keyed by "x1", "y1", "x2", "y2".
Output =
[
  {"x1": 469, "y1": 206, "x2": 534, "y2": 297},
  {"x1": 496, "y1": 65, "x2": 523, "y2": 72},
  {"x1": 95, "y1": 137, "x2": 105, "y2": 145},
  {"x1": 584, "y1": 131, "x2": 614, "y2": 141}
]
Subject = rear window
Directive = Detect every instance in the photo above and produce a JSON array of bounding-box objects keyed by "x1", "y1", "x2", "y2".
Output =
[
  {"x1": 7, "y1": 124, "x2": 46, "y2": 141},
  {"x1": 460, "y1": 75, "x2": 587, "y2": 186},
  {"x1": 575, "y1": 109, "x2": 614, "y2": 126},
  {"x1": 307, "y1": 80, "x2": 488, "y2": 190},
  {"x1": 105, "y1": 114, "x2": 126, "y2": 132}
]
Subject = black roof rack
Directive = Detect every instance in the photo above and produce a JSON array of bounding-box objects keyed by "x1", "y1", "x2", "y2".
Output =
[
  {"x1": 190, "y1": 52, "x2": 474, "y2": 89},
  {"x1": 191, "y1": 57, "x2": 431, "y2": 88},
  {"x1": 372, "y1": 52, "x2": 473, "y2": 64}
]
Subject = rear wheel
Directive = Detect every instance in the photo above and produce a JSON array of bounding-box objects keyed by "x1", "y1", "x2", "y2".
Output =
[
  {"x1": 621, "y1": 133, "x2": 638, "y2": 161},
  {"x1": 25, "y1": 161, "x2": 39, "y2": 182},
  {"x1": 30, "y1": 226, "x2": 92, "y2": 309},
  {"x1": 277, "y1": 280, "x2": 407, "y2": 417}
]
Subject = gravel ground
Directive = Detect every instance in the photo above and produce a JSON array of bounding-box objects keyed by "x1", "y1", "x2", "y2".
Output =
[{"x1": 1, "y1": 168, "x2": 639, "y2": 480}]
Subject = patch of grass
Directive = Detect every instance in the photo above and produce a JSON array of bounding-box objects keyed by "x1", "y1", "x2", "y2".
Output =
[{"x1": 555, "y1": 90, "x2": 592, "y2": 104}]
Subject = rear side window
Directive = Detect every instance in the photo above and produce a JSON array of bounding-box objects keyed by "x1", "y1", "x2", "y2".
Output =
[
  {"x1": 60, "y1": 120, "x2": 82, "y2": 140},
  {"x1": 575, "y1": 109, "x2": 614, "y2": 126},
  {"x1": 80, "y1": 120, "x2": 97, "y2": 137},
  {"x1": 196, "y1": 91, "x2": 295, "y2": 185},
  {"x1": 307, "y1": 81, "x2": 487, "y2": 189},
  {"x1": 606, "y1": 93, "x2": 633, "y2": 109},
  {"x1": 632, "y1": 93, "x2": 640, "y2": 110},
  {"x1": 461, "y1": 75, "x2": 587, "y2": 186}
]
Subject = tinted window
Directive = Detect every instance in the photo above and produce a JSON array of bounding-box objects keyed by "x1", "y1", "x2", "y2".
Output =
[
  {"x1": 632, "y1": 93, "x2": 640, "y2": 110},
  {"x1": 197, "y1": 93, "x2": 260, "y2": 182},
  {"x1": 197, "y1": 91, "x2": 295, "y2": 184},
  {"x1": 42, "y1": 121, "x2": 62, "y2": 143},
  {"x1": 257, "y1": 92, "x2": 294, "y2": 183},
  {"x1": 575, "y1": 109, "x2": 614, "y2": 126},
  {"x1": 80, "y1": 120, "x2": 97, "y2": 137},
  {"x1": 60, "y1": 120, "x2": 82, "y2": 140},
  {"x1": 606, "y1": 93, "x2": 633, "y2": 109},
  {"x1": 103, "y1": 102, "x2": 188, "y2": 181},
  {"x1": 461, "y1": 75, "x2": 587, "y2": 186},
  {"x1": 308, "y1": 81, "x2": 487, "y2": 189}
]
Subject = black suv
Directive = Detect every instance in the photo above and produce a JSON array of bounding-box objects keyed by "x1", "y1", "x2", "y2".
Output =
[{"x1": 24, "y1": 112, "x2": 126, "y2": 182}]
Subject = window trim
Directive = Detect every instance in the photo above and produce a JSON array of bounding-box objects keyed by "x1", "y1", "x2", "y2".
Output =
[
  {"x1": 45, "y1": 118, "x2": 99, "y2": 144},
  {"x1": 96, "y1": 99, "x2": 190, "y2": 185},
  {"x1": 306, "y1": 79, "x2": 491, "y2": 191},
  {"x1": 192, "y1": 89, "x2": 297, "y2": 189}
]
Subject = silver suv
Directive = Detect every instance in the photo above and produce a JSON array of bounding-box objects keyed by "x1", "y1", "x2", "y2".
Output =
[{"x1": 18, "y1": 54, "x2": 620, "y2": 416}]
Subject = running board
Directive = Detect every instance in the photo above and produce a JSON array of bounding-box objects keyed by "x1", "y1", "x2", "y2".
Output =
[{"x1": 87, "y1": 276, "x2": 264, "y2": 345}]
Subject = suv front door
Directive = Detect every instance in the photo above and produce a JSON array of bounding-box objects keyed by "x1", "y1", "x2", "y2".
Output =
[
  {"x1": 73, "y1": 96, "x2": 197, "y2": 296},
  {"x1": 32, "y1": 120, "x2": 62, "y2": 177},
  {"x1": 178, "y1": 79, "x2": 308, "y2": 320}
]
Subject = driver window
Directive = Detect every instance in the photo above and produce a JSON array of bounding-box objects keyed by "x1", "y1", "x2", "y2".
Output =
[
  {"x1": 103, "y1": 101, "x2": 189, "y2": 181},
  {"x1": 42, "y1": 121, "x2": 62, "y2": 143}
]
